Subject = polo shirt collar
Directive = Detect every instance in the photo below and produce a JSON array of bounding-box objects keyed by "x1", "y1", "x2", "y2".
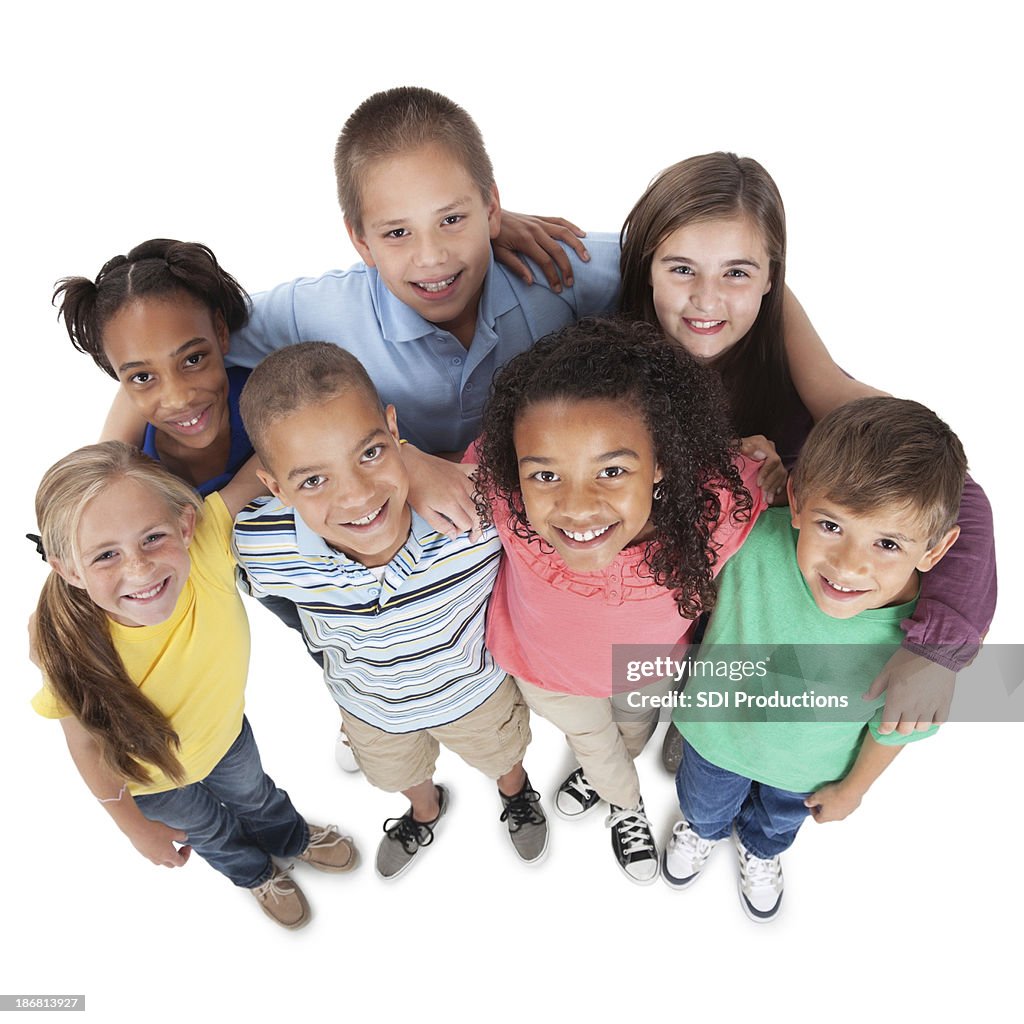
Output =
[
  {"x1": 293, "y1": 506, "x2": 437, "y2": 567},
  {"x1": 373, "y1": 254, "x2": 519, "y2": 344}
]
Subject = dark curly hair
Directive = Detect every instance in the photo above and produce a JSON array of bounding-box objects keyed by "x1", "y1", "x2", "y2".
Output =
[
  {"x1": 53, "y1": 238, "x2": 250, "y2": 379},
  {"x1": 475, "y1": 316, "x2": 753, "y2": 618}
]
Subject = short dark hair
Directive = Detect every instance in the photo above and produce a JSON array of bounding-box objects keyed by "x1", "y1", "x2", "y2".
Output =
[
  {"x1": 239, "y1": 342, "x2": 382, "y2": 464},
  {"x1": 334, "y1": 86, "x2": 495, "y2": 234},
  {"x1": 791, "y1": 397, "x2": 968, "y2": 544}
]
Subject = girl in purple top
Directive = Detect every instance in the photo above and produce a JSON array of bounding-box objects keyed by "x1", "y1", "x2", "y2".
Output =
[{"x1": 619, "y1": 152, "x2": 996, "y2": 749}]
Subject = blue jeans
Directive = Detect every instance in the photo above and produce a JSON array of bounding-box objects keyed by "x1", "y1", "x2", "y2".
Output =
[
  {"x1": 134, "y1": 717, "x2": 308, "y2": 888},
  {"x1": 676, "y1": 738, "x2": 810, "y2": 859}
]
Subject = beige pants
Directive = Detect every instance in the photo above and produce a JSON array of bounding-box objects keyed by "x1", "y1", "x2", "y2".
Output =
[
  {"x1": 340, "y1": 677, "x2": 530, "y2": 792},
  {"x1": 514, "y1": 674, "x2": 674, "y2": 808}
]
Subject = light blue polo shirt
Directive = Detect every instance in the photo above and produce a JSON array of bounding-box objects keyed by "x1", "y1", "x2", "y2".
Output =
[{"x1": 227, "y1": 234, "x2": 621, "y2": 453}]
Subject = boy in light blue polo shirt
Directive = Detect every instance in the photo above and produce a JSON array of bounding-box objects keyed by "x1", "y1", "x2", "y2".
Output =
[
  {"x1": 226, "y1": 86, "x2": 620, "y2": 456},
  {"x1": 662, "y1": 398, "x2": 966, "y2": 922}
]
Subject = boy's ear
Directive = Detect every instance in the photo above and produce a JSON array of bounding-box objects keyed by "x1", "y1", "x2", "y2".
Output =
[
  {"x1": 345, "y1": 219, "x2": 376, "y2": 268},
  {"x1": 213, "y1": 309, "x2": 230, "y2": 356},
  {"x1": 49, "y1": 557, "x2": 84, "y2": 590},
  {"x1": 917, "y1": 525, "x2": 960, "y2": 573},
  {"x1": 487, "y1": 184, "x2": 502, "y2": 240},
  {"x1": 385, "y1": 404, "x2": 401, "y2": 444},
  {"x1": 256, "y1": 465, "x2": 287, "y2": 503},
  {"x1": 786, "y1": 476, "x2": 800, "y2": 526}
]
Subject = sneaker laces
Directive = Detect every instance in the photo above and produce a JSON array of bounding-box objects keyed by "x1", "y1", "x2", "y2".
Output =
[
  {"x1": 382, "y1": 812, "x2": 435, "y2": 854},
  {"x1": 564, "y1": 769, "x2": 597, "y2": 803},
  {"x1": 739, "y1": 847, "x2": 782, "y2": 890},
  {"x1": 500, "y1": 786, "x2": 544, "y2": 831},
  {"x1": 671, "y1": 820, "x2": 717, "y2": 862},
  {"x1": 606, "y1": 806, "x2": 656, "y2": 857}
]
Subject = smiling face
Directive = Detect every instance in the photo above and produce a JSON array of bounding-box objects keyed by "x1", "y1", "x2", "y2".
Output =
[
  {"x1": 56, "y1": 476, "x2": 196, "y2": 628},
  {"x1": 257, "y1": 389, "x2": 412, "y2": 568},
  {"x1": 650, "y1": 216, "x2": 772, "y2": 361},
  {"x1": 346, "y1": 143, "x2": 501, "y2": 346},
  {"x1": 513, "y1": 397, "x2": 662, "y2": 573},
  {"x1": 788, "y1": 480, "x2": 959, "y2": 619},
  {"x1": 102, "y1": 296, "x2": 231, "y2": 457}
]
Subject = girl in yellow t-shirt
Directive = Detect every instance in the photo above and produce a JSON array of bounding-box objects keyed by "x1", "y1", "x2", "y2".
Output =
[{"x1": 30, "y1": 442, "x2": 356, "y2": 929}]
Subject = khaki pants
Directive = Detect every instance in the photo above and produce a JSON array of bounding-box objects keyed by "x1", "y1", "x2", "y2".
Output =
[
  {"x1": 340, "y1": 677, "x2": 530, "y2": 792},
  {"x1": 514, "y1": 674, "x2": 674, "y2": 808}
]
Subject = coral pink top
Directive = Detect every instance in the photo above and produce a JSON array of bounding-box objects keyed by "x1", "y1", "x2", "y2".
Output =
[{"x1": 483, "y1": 455, "x2": 765, "y2": 697}]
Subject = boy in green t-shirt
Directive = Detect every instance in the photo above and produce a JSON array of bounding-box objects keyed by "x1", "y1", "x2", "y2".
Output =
[{"x1": 664, "y1": 397, "x2": 967, "y2": 922}]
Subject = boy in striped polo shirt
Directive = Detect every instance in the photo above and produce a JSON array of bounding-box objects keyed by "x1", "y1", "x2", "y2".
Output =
[{"x1": 233, "y1": 342, "x2": 547, "y2": 878}]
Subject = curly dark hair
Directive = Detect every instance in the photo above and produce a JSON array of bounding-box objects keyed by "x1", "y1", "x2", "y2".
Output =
[{"x1": 475, "y1": 316, "x2": 753, "y2": 618}]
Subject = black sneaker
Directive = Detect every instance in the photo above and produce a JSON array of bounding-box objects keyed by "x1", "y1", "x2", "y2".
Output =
[
  {"x1": 554, "y1": 766, "x2": 602, "y2": 819},
  {"x1": 499, "y1": 777, "x2": 549, "y2": 863},
  {"x1": 606, "y1": 801, "x2": 659, "y2": 885},
  {"x1": 375, "y1": 784, "x2": 449, "y2": 880}
]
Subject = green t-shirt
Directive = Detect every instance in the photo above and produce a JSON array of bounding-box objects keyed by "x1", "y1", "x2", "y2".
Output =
[{"x1": 673, "y1": 507, "x2": 936, "y2": 792}]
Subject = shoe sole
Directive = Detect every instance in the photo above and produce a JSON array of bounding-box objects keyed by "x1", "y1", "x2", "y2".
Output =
[{"x1": 375, "y1": 785, "x2": 451, "y2": 881}]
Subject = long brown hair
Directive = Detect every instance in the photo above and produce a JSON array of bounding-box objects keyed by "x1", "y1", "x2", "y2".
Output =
[
  {"x1": 620, "y1": 152, "x2": 797, "y2": 439},
  {"x1": 34, "y1": 442, "x2": 203, "y2": 786}
]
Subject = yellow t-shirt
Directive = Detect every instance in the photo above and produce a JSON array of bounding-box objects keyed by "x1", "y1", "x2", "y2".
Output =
[{"x1": 32, "y1": 492, "x2": 249, "y2": 796}]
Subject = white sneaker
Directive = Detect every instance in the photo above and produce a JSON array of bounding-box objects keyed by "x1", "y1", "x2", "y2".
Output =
[
  {"x1": 334, "y1": 731, "x2": 361, "y2": 773},
  {"x1": 606, "y1": 802, "x2": 659, "y2": 885},
  {"x1": 661, "y1": 818, "x2": 720, "y2": 890},
  {"x1": 733, "y1": 828, "x2": 784, "y2": 922}
]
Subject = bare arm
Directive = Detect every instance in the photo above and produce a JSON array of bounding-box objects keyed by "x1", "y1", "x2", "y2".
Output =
[
  {"x1": 60, "y1": 717, "x2": 190, "y2": 867},
  {"x1": 218, "y1": 454, "x2": 270, "y2": 519},
  {"x1": 803, "y1": 732, "x2": 904, "y2": 824},
  {"x1": 402, "y1": 443, "x2": 482, "y2": 540},
  {"x1": 100, "y1": 388, "x2": 148, "y2": 444},
  {"x1": 782, "y1": 287, "x2": 887, "y2": 420}
]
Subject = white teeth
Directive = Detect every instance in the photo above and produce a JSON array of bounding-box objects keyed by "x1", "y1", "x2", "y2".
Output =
[
  {"x1": 560, "y1": 524, "x2": 612, "y2": 543},
  {"x1": 689, "y1": 319, "x2": 724, "y2": 329},
  {"x1": 176, "y1": 414, "x2": 201, "y2": 427},
  {"x1": 826, "y1": 578, "x2": 858, "y2": 593},
  {"x1": 417, "y1": 275, "x2": 457, "y2": 293},
  {"x1": 128, "y1": 581, "x2": 164, "y2": 600},
  {"x1": 346, "y1": 504, "x2": 384, "y2": 526}
]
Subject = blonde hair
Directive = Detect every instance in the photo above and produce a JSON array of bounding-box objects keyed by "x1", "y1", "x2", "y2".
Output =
[{"x1": 34, "y1": 442, "x2": 203, "y2": 786}]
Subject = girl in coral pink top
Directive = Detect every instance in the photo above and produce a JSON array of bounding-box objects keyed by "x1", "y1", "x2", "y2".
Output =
[{"x1": 472, "y1": 317, "x2": 766, "y2": 884}]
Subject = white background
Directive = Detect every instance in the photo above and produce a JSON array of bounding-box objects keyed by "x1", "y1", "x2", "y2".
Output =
[{"x1": 3, "y1": 2, "x2": 1019, "y2": 1021}]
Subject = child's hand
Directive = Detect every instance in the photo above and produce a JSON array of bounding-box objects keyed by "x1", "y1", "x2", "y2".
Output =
[
  {"x1": 739, "y1": 435, "x2": 787, "y2": 505},
  {"x1": 804, "y1": 781, "x2": 862, "y2": 823},
  {"x1": 402, "y1": 444, "x2": 484, "y2": 541},
  {"x1": 494, "y1": 212, "x2": 589, "y2": 291},
  {"x1": 128, "y1": 818, "x2": 192, "y2": 868},
  {"x1": 863, "y1": 648, "x2": 954, "y2": 735}
]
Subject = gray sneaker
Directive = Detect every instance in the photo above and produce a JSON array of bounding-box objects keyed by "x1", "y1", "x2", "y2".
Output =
[
  {"x1": 499, "y1": 777, "x2": 548, "y2": 863},
  {"x1": 661, "y1": 725, "x2": 684, "y2": 774},
  {"x1": 375, "y1": 784, "x2": 450, "y2": 880}
]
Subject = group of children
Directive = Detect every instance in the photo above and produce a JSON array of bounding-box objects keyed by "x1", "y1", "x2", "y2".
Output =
[{"x1": 30, "y1": 86, "x2": 996, "y2": 929}]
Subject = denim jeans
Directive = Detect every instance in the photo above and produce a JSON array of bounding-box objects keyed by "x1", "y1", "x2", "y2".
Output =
[
  {"x1": 134, "y1": 717, "x2": 308, "y2": 888},
  {"x1": 676, "y1": 738, "x2": 810, "y2": 859}
]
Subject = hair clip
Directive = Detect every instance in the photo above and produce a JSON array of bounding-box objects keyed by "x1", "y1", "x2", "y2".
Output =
[{"x1": 26, "y1": 533, "x2": 47, "y2": 562}]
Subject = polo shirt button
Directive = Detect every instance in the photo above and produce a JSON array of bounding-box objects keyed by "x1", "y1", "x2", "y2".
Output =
[
  {"x1": 452, "y1": 356, "x2": 463, "y2": 366},
  {"x1": 464, "y1": 382, "x2": 474, "y2": 391},
  {"x1": 368, "y1": 586, "x2": 381, "y2": 598},
  {"x1": 609, "y1": 589, "x2": 619, "y2": 599}
]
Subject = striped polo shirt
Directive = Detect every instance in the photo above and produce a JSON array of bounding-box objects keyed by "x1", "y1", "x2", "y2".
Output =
[{"x1": 233, "y1": 498, "x2": 505, "y2": 733}]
